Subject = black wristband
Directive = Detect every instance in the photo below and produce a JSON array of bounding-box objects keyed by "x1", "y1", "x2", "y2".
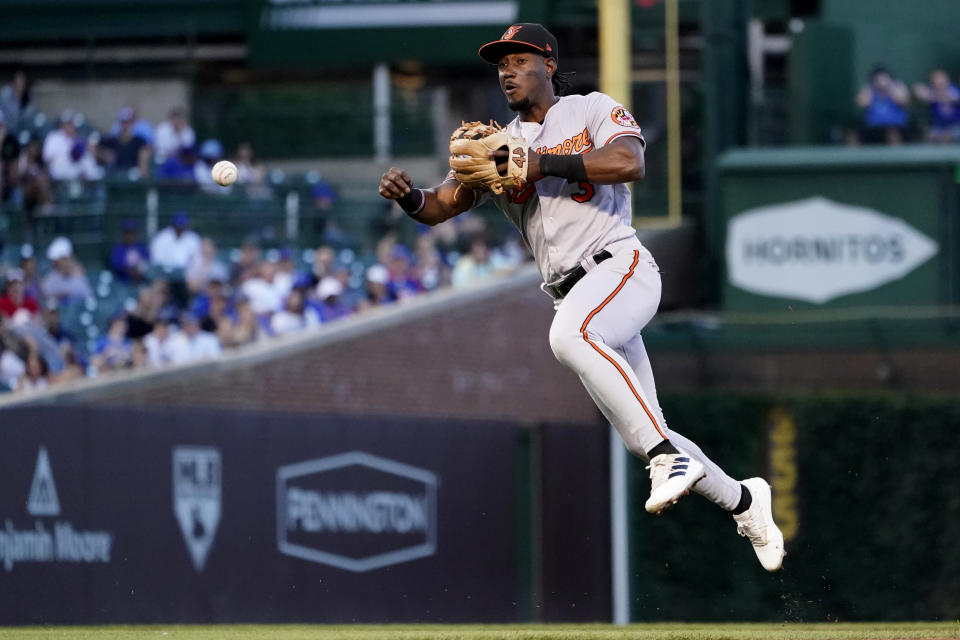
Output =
[
  {"x1": 538, "y1": 153, "x2": 588, "y2": 182},
  {"x1": 396, "y1": 188, "x2": 425, "y2": 215}
]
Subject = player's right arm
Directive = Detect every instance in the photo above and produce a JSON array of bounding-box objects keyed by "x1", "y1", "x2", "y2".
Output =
[{"x1": 378, "y1": 168, "x2": 476, "y2": 226}]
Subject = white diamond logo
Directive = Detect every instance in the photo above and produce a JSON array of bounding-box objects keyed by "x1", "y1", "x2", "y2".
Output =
[
  {"x1": 26, "y1": 446, "x2": 60, "y2": 517},
  {"x1": 726, "y1": 196, "x2": 939, "y2": 303}
]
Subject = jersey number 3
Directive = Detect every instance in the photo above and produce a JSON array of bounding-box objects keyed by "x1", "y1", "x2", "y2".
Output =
[{"x1": 568, "y1": 179, "x2": 595, "y2": 203}]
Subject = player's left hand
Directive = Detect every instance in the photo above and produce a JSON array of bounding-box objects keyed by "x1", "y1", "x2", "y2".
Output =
[
  {"x1": 493, "y1": 148, "x2": 541, "y2": 182},
  {"x1": 449, "y1": 120, "x2": 529, "y2": 194}
]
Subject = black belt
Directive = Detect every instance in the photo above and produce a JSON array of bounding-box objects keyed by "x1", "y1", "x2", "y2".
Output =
[{"x1": 544, "y1": 250, "x2": 612, "y2": 300}]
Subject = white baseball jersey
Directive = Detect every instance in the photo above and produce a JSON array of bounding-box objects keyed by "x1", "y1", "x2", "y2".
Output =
[
  {"x1": 484, "y1": 91, "x2": 646, "y2": 282},
  {"x1": 464, "y1": 92, "x2": 743, "y2": 511}
]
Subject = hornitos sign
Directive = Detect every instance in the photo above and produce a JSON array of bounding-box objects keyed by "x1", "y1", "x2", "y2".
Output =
[
  {"x1": 0, "y1": 446, "x2": 113, "y2": 572},
  {"x1": 276, "y1": 451, "x2": 437, "y2": 572},
  {"x1": 726, "y1": 196, "x2": 938, "y2": 303}
]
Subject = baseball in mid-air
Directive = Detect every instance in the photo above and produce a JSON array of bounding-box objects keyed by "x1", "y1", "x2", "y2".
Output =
[{"x1": 211, "y1": 160, "x2": 238, "y2": 186}]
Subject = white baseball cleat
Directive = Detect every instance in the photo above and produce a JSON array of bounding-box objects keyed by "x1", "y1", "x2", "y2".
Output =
[
  {"x1": 644, "y1": 451, "x2": 706, "y2": 514},
  {"x1": 734, "y1": 477, "x2": 786, "y2": 572}
]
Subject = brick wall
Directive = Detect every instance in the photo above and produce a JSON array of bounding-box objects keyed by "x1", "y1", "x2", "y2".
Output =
[{"x1": 87, "y1": 275, "x2": 603, "y2": 425}]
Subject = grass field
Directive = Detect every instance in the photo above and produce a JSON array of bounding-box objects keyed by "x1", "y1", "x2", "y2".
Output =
[{"x1": 1, "y1": 623, "x2": 957, "y2": 640}]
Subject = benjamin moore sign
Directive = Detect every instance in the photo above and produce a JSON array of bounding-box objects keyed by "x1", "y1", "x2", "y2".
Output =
[
  {"x1": 1, "y1": 446, "x2": 113, "y2": 573},
  {"x1": 726, "y1": 197, "x2": 939, "y2": 304}
]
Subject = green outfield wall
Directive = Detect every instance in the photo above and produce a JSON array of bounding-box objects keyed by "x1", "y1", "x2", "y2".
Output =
[{"x1": 628, "y1": 390, "x2": 960, "y2": 622}]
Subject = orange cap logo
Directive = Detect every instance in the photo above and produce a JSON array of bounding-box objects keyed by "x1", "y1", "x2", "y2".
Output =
[{"x1": 501, "y1": 25, "x2": 521, "y2": 40}]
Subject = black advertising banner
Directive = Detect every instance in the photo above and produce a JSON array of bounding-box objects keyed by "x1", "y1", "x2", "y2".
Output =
[{"x1": 0, "y1": 406, "x2": 534, "y2": 624}]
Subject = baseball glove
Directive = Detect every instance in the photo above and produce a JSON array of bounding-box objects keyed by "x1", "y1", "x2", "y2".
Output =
[{"x1": 449, "y1": 120, "x2": 529, "y2": 194}]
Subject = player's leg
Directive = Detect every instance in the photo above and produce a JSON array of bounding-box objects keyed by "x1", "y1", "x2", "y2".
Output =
[
  {"x1": 619, "y1": 333, "x2": 785, "y2": 570},
  {"x1": 617, "y1": 333, "x2": 740, "y2": 510},
  {"x1": 548, "y1": 243, "x2": 703, "y2": 512}
]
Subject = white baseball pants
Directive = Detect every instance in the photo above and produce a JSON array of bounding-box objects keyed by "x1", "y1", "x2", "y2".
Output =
[{"x1": 548, "y1": 236, "x2": 741, "y2": 510}]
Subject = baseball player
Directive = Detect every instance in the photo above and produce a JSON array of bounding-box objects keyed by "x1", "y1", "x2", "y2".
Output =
[{"x1": 378, "y1": 23, "x2": 785, "y2": 571}]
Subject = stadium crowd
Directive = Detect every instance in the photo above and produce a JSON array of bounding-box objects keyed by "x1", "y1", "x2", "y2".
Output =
[
  {"x1": 0, "y1": 71, "x2": 528, "y2": 394},
  {"x1": 1, "y1": 75, "x2": 267, "y2": 213},
  {"x1": 851, "y1": 65, "x2": 960, "y2": 145},
  {"x1": 0, "y1": 219, "x2": 526, "y2": 393}
]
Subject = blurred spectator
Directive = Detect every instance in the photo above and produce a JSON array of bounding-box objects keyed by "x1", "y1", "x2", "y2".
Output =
[
  {"x1": 42, "y1": 110, "x2": 76, "y2": 174},
  {"x1": 63, "y1": 138, "x2": 103, "y2": 181},
  {"x1": 312, "y1": 276, "x2": 352, "y2": 322},
  {"x1": 198, "y1": 288, "x2": 234, "y2": 333},
  {"x1": 130, "y1": 339, "x2": 149, "y2": 369},
  {"x1": 41, "y1": 237, "x2": 92, "y2": 302},
  {"x1": 154, "y1": 107, "x2": 195, "y2": 163},
  {"x1": 360, "y1": 264, "x2": 393, "y2": 310},
  {"x1": 270, "y1": 287, "x2": 318, "y2": 336},
  {"x1": 913, "y1": 69, "x2": 960, "y2": 144},
  {"x1": 107, "y1": 105, "x2": 154, "y2": 146},
  {"x1": 100, "y1": 107, "x2": 152, "y2": 177},
  {"x1": 166, "y1": 312, "x2": 221, "y2": 364},
  {"x1": 90, "y1": 314, "x2": 133, "y2": 372},
  {"x1": 855, "y1": 66, "x2": 911, "y2": 145},
  {"x1": 413, "y1": 233, "x2": 450, "y2": 291},
  {"x1": 493, "y1": 235, "x2": 528, "y2": 269},
  {"x1": 218, "y1": 294, "x2": 259, "y2": 348},
  {"x1": 231, "y1": 239, "x2": 262, "y2": 285},
  {"x1": 8, "y1": 303, "x2": 66, "y2": 373},
  {"x1": 43, "y1": 110, "x2": 102, "y2": 180},
  {"x1": 233, "y1": 142, "x2": 265, "y2": 185},
  {"x1": 452, "y1": 236, "x2": 495, "y2": 288},
  {"x1": 0, "y1": 110, "x2": 17, "y2": 203},
  {"x1": 312, "y1": 245, "x2": 337, "y2": 282},
  {"x1": 0, "y1": 269, "x2": 39, "y2": 320},
  {"x1": 128, "y1": 279, "x2": 175, "y2": 330},
  {"x1": 41, "y1": 298, "x2": 75, "y2": 351},
  {"x1": 385, "y1": 244, "x2": 423, "y2": 301},
  {"x1": 186, "y1": 237, "x2": 229, "y2": 294},
  {"x1": 0, "y1": 71, "x2": 30, "y2": 127},
  {"x1": 109, "y1": 219, "x2": 150, "y2": 283},
  {"x1": 190, "y1": 278, "x2": 228, "y2": 320},
  {"x1": 156, "y1": 145, "x2": 198, "y2": 182},
  {"x1": 19, "y1": 254, "x2": 42, "y2": 301},
  {"x1": 56, "y1": 346, "x2": 84, "y2": 384},
  {"x1": 311, "y1": 178, "x2": 338, "y2": 211},
  {"x1": 275, "y1": 248, "x2": 297, "y2": 290},
  {"x1": 195, "y1": 139, "x2": 224, "y2": 189},
  {"x1": 17, "y1": 136, "x2": 52, "y2": 212},
  {"x1": 21, "y1": 343, "x2": 49, "y2": 391},
  {"x1": 150, "y1": 212, "x2": 201, "y2": 272},
  {"x1": 310, "y1": 177, "x2": 341, "y2": 241},
  {"x1": 29, "y1": 305, "x2": 83, "y2": 385},
  {"x1": 241, "y1": 260, "x2": 292, "y2": 316},
  {"x1": 143, "y1": 313, "x2": 172, "y2": 367},
  {"x1": 0, "y1": 330, "x2": 26, "y2": 391}
]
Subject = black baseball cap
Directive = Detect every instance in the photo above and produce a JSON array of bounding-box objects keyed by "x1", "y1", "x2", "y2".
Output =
[{"x1": 479, "y1": 23, "x2": 559, "y2": 65}]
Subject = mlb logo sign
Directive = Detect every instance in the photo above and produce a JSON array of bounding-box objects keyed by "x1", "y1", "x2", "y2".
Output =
[{"x1": 172, "y1": 447, "x2": 222, "y2": 572}]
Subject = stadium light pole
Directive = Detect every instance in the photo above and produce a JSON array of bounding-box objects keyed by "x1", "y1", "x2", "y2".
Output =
[
  {"x1": 373, "y1": 62, "x2": 391, "y2": 163},
  {"x1": 665, "y1": 0, "x2": 682, "y2": 228},
  {"x1": 598, "y1": 0, "x2": 632, "y2": 626}
]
